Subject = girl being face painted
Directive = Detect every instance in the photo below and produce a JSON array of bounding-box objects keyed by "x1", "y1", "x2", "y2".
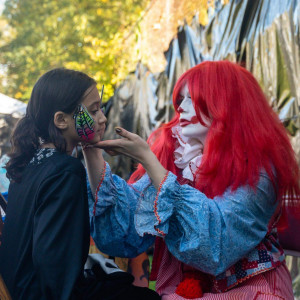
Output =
[
  {"x1": 177, "y1": 84, "x2": 211, "y2": 145},
  {"x1": 73, "y1": 85, "x2": 107, "y2": 143}
]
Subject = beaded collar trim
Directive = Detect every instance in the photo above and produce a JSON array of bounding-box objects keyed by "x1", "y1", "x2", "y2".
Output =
[{"x1": 29, "y1": 148, "x2": 57, "y2": 165}]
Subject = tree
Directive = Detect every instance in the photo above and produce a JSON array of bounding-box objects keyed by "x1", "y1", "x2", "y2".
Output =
[{"x1": 0, "y1": 0, "x2": 149, "y2": 101}]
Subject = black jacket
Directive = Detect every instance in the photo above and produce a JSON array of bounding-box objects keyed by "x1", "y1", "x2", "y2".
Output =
[{"x1": 0, "y1": 149, "x2": 90, "y2": 300}]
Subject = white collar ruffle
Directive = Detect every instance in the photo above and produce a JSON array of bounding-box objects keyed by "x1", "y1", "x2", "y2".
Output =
[{"x1": 171, "y1": 125, "x2": 203, "y2": 182}]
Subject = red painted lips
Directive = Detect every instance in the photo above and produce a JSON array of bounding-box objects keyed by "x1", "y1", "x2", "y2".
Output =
[{"x1": 179, "y1": 116, "x2": 199, "y2": 127}]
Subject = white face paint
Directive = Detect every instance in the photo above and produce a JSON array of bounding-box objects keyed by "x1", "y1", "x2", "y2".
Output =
[{"x1": 178, "y1": 84, "x2": 211, "y2": 144}]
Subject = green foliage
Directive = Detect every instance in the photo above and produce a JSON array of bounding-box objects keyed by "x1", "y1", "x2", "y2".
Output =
[
  {"x1": 0, "y1": 0, "x2": 149, "y2": 101},
  {"x1": 148, "y1": 254, "x2": 156, "y2": 290}
]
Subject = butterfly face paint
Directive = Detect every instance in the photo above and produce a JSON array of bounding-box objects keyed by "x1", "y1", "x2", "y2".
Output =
[{"x1": 73, "y1": 104, "x2": 95, "y2": 142}]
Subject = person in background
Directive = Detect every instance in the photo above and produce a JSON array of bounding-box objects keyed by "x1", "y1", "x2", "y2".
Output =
[
  {"x1": 0, "y1": 68, "x2": 160, "y2": 300},
  {"x1": 84, "y1": 61, "x2": 300, "y2": 299},
  {"x1": 0, "y1": 154, "x2": 9, "y2": 204}
]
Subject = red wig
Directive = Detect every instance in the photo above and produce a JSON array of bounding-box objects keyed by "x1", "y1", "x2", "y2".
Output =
[{"x1": 129, "y1": 61, "x2": 299, "y2": 223}]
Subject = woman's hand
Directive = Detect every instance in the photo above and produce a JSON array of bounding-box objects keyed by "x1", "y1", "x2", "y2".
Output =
[
  {"x1": 88, "y1": 127, "x2": 152, "y2": 164},
  {"x1": 88, "y1": 127, "x2": 168, "y2": 189}
]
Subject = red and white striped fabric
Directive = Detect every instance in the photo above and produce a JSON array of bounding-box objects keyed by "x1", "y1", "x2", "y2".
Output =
[{"x1": 155, "y1": 247, "x2": 294, "y2": 300}]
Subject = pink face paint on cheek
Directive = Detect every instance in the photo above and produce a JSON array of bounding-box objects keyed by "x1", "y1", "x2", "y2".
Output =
[
  {"x1": 191, "y1": 116, "x2": 199, "y2": 124},
  {"x1": 77, "y1": 124, "x2": 95, "y2": 142}
]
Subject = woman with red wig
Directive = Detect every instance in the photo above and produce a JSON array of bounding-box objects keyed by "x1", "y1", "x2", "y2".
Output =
[{"x1": 84, "y1": 61, "x2": 299, "y2": 299}]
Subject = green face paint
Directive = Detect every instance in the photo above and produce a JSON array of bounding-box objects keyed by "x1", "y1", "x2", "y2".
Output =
[{"x1": 73, "y1": 104, "x2": 95, "y2": 141}]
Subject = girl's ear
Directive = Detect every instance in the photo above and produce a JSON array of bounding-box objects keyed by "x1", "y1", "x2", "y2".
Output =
[{"x1": 53, "y1": 111, "x2": 69, "y2": 130}]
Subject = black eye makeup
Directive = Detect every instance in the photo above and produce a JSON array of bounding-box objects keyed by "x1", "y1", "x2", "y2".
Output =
[
  {"x1": 176, "y1": 94, "x2": 192, "y2": 106},
  {"x1": 176, "y1": 95, "x2": 184, "y2": 106}
]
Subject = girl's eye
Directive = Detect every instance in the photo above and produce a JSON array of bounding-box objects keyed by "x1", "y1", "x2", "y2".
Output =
[
  {"x1": 100, "y1": 107, "x2": 105, "y2": 114},
  {"x1": 91, "y1": 109, "x2": 99, "y2": 115}
]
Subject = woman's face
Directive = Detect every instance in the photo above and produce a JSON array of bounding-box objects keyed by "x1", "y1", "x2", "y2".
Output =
[{"x1": 178, "y1": 84, "x2": 210, "y2": 144}]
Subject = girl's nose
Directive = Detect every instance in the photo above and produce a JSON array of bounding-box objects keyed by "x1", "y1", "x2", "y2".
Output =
[{"x1": 99, "y1": 111, "x2": 107, "y2": 124}]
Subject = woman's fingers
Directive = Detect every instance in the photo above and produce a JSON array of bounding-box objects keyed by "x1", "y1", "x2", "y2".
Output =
[
  {"x1": 88, "y1": 139, "x2": 123, "y2": 149},
  {"x1": 115, "y1": 127, "x2": 137, "y2": 141},
  {"x1": 84, "y1": 140, "x2": 121, "y2": 156},
  {"x1": 104, "y1": 149, "x2": 118, "y2": 156},
  {"x1": 83, "y1": 127, "x2": 150, "y2": 162}
]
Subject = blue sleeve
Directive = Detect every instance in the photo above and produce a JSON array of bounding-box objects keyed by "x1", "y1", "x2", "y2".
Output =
[
  {"x1": 88, "y1": 163, "x2": 155, "y2": 258},
  {"x1": 135, "y1": 171, "x2": 278, "y2": 276}
]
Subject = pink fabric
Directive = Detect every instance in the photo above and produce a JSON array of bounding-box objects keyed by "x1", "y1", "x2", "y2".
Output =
[{"x1": 155, "y1": 247, "x2": 294, "y2": 300}]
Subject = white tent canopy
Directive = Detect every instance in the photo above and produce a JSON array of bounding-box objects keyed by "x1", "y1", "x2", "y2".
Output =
[{"x1": 0, "y1": 93, "x2": 27, "y2": 117}]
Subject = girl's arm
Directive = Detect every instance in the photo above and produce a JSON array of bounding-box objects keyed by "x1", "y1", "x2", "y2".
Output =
[
  {"x1": 85, "y1": 156, "x2": 156, "y2": 258},
  {"x1": 83, "y1": 147, "x2": 105, "y2": 196}
]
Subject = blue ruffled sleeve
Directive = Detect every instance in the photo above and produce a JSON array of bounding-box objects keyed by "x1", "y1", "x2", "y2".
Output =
[
  {"x1": 87, "y1": 163, "x2": 155, "y2": 258},
  {"x1": 135, "y1": 171, "x2": 278, "y2": 276}
]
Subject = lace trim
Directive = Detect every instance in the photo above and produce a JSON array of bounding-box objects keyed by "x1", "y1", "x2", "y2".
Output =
[
  {"x1": 29, "y1": 148, "x2": 57, "y2": 165},
  {"x1": 153, "y1": 172, "x2": 169, "y2": 236},
  {"x1": 172, "y1": 125, "x2": 203, "y2": 182},
  {"x1": 174, "y1": 126, "x2": 186, "y2": 145}
]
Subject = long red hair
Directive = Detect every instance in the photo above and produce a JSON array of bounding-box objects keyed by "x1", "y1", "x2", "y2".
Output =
[{"x1": 129, "y1": 61, "x2": 299, "y2": 224}]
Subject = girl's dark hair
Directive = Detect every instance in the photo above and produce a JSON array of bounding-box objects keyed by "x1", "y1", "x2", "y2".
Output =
[{"x1": 6, "y1": 68, "x2": 96, "y2": 182}]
